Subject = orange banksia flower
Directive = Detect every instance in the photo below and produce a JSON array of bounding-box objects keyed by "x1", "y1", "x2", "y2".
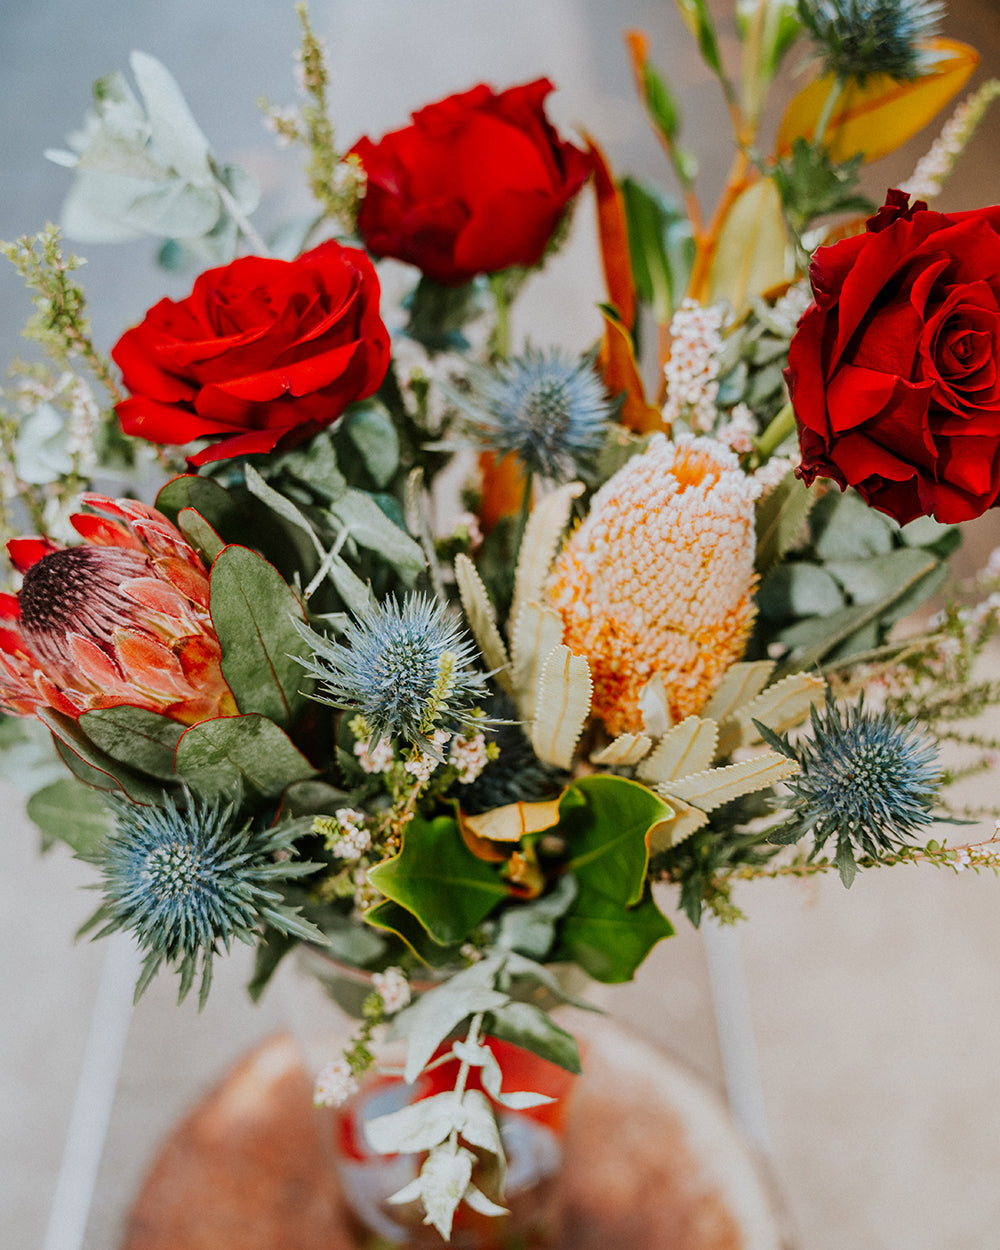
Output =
[
  {"x1": 545, "y1": 434, "x2": 759, "y2": 735},
  {"x1": 0, "y1": 494, "x2": 235, "y2": 725}
]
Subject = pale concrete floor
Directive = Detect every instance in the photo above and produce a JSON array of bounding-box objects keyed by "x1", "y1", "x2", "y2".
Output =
[{"x1": 3, "y1": 2, "x2": 1000, "y2": 1247}]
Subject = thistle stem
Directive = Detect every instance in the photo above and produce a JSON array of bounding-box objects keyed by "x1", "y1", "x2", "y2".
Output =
[
  {"x1": 755, "y1": 400, "x2": 796, "y2": 461},
  {"x1": 812, "y1": 76, "x2": 845, "y2": 151}
]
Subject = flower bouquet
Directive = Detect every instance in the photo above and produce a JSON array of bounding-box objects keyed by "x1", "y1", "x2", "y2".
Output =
[{"x1": 4, "y1": 1, "x2": 1000, "y2": 1243}]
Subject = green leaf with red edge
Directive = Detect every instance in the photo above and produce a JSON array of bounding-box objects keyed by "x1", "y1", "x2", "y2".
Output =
[
  {"x1": 367, "y1": 814, "x2": 511, "y2": 947},
  {"x1": 174, "y1": 713, "x2": 318, "y2": 801},
  {"x1": 209, "y1": 545, "x2": 312, "y2": 727},
  {"x1": 39, "y1": 707, "x2": 170, "y2": 803},
  {"x1": 27, "y1": 777, "x2": 114, "y2": 856},
  {"x1": 79, "y1": 705, "x2": 185, "y2": 780},
  {"x1": 556, "y1": 774, "x2": 674, "y2": 983},
  {"x1": 155, "y1": 474, "x2": 240, "y2": 533}
]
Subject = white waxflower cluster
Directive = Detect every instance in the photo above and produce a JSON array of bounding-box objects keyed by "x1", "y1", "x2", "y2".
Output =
[
  {"x1": 354, "y1": 736, "x2": 394, "y2": 774},
  {"x1": 313, "y1": 1057, "x2": 357, "y2": 1108},
  {"x1": 66, "y1": 377, "x2": 100, "y2": 468},
  {"x1": 717, "y1": 403, "x2": 756, "y2": 454},
  {"x1": 662, "y1": 299, "x2": 726, "y2": 433},
  {"x1": 404, "y1": 729, "x2": 451, "y2": 784},
  {"x1": 901, "y1": 82, "x2": 1000, "y2": 202},
  {"x1": 754, "y1": 453, "x2": 801, "y2": 494},
  {"x1": 372, "y1": 965, "x2": 411, "y2": 1014},
  {"x1": 328, "y1": 808, "x2": 372, "y2": 860},
  {"x1": 449, "y1": 732, "x2": 489, "y2": 784}
]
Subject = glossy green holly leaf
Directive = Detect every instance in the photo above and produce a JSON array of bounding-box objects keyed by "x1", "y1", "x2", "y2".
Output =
[
  {"x1": 209, "y1": 545, "x2": 312, "y2": 727},
  {"x1": 364, "y1": 899, "x2": 465, "y2": 968},
  {"x1": 26, "y1": 778, "x2": 113, "y2": 857},
  {"x1": 557, "y1": 774, "x2": 674, "y2": 983},
  {"x1": 367, "y1": 814, "x2": 510, "y2": 947},
  {"x1": 175, "y1": 713, "x2": 318, "y2": 800},
  {"x1": 79, "y1": 706, "x2": 184, "y2": 780}
]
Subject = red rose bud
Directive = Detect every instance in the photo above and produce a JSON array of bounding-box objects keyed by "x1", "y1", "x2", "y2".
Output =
[
  {"x1": 787, "y1": 189, "x2": 1000, "y2": 525},
  {"x1": 0, "y1": 495, "x2": 236, "y2": 725},
  {"x1": 111, "y1": 241, "x2": 391, "y2": 466},
  {"x1": 349, "y1": 78, "x2": 592, "y2": 286}
]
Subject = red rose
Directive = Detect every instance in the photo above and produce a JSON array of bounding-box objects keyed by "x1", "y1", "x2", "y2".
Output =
[
  {"x1": 112, "y1": 241, "x2": 390, "y2": 465},
  {"x1": 349, "y1": 78, "x2": 592, "y2": 286},
  {"x1": 787, "y1": 189, "x2": 1000, "y2": 524}
]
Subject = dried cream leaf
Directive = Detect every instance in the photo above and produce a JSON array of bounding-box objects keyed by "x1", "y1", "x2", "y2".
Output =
[
  {"x1": 637, "y1": 716, "x2": 718, "y2": 784},
  {"x1": 638, "y1": 673, "x2": 673, "y2": 738},
  {"x1": 510, "y1": 601, "x2": 564, "y2": 717},
  {"x1": 509, "y1": 480, "x2": 584, "y2": 639},
  {"x1": 462, "y1": 798, "x2": 564, "y2": 843},
  {"x1": 716, "y1": 672, "x2": 827, "y2": 756},
  {"x1": 701, "y1": 660, "x2": 775, "y2": 725},
  {"x1": 454, "y1": 554, "x2": 513, "y2": 695},
  {"x1": 647, "y1": 795, "x2": 710, "y2": 853},
  {"x1": 664, "y1": 751, "x2": 799, "y2": 811},
  {"x1": 530, "y1": 644, "x2": 592, "y2": 770},
  {"x1": 590, "y1": 733, "x2": 652, "y2": 766}
]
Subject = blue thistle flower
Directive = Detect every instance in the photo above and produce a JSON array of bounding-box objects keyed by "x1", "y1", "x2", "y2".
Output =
[
  {"x1": 452, "y1": 347, "x2": 613, "y2": 482},
  {"x1": 93, "y1": 792, "x2": 322, "y2": 1007},
  {"x1": 298, "y1": 593, "x2": 488, "y2": 751},
  {"x1": 759, "y1": 693, "x2": 942, "y2": 887},
  {"x1": 797, "y1": 0, "x2": 943, "y2": 83}
]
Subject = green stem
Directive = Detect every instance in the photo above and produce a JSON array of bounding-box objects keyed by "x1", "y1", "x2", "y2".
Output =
[
  {"x1": 812, "y1": 75, "x2": 845, "y2": 151},
  {"x1": 754, "y1": 400, "x2": 796, "y2": 460},
  {"x1": 215, "y1": 174, "x2": 271, "y2": 256},
  {"x1": 511, "y1": 468, "x2": 534, "y2": 566},
  {"x1": 489, "y1": 273, "x2": 511, "y2": 360}
]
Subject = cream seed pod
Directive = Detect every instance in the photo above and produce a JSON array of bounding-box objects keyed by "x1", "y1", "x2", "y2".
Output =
[{"x1": 545, "y1": 434, "x2": 760, "y2": 736}]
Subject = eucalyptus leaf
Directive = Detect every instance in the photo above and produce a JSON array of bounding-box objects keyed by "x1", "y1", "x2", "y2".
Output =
[
  {"x1": 14, "y1": 403, "x2": 73, "y2": 484},
  {"x1": 174, "y1": 714, "x2": 318, "y2": 800},
  {"x1": 757, "y1": 561, "x2": 844, "y2": 620},
  {"x1": 177, "y1": 507, "x2": 224, "y2": 563},
  {"x1": 26, "y1": 779, "x2": 113, "y2": 857},
  {"x1": 210, "y1": 545, "x2": 312, "y2": 726},
  {"x1": 811, "y1": 489, "x2": 895, "y2": 560},
  {"x1": 129, "y1": 50, "x2": 213, "y2": 182},
  {"x1": 343, "y1": 403, "x2": 401, "y2": 488},
  {"x1": 38, "y1": 707, "x2": 171, "y2": 804},
  {"x1": 155, "y1": 474, "x2": 240, "y2": 533},
  {"x1": 79, "y1": 706, "x2": 184, "y2": 780},
  {"x1": 124, "y1": 180, "x2": 221, "y2": 238},
  {"x1": 330, "y1": 489, "x2": 424, "y2": 583},
  {"x1": 826, "y1": 549, "x2": 941, "y2": 605}
]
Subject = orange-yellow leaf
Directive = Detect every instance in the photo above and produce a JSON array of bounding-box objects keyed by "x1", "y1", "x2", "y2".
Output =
[
  {"x1": 598, "y1": 308, "x2": 664, "y2": 435},
  {"x1": 706, "y1": 175, "x2": 792, "y2": 317},
  {"x1": 476, "y1": 450, "x2": 524, "y2": 534},
  {"x1": 585, "y1": 132, "x2": 636, "y2": 329},
  {"x1": 776, "y1": 38, "x2": 979, "y2": 165}
]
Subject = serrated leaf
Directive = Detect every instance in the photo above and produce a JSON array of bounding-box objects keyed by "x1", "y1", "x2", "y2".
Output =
[
  {"x1": 130, "y1": 50, "x2": 213, "y2": 182},
  {"x1": 210, "y1": 545, "x2": 311, "y2": 727},
  {"x1": 664, "y1": 750, "x2": 799, "y2": 811},
  {"x1": 174, "y1": 714, "x2": 318, "y2": 800},
  {"x1": 755, "y1": 471, "x2": 817, "y2": 578},
  {"x1": 701, "y1": 660, "x2": 775, "y2": 724},
  {"x1": 530, "y1": 645, "x2": 592, "y2": 770},
  {"x1": 26, "y1": 779, "x2": 113, "y2": 856},
  {"x1": 639, "y1": 672, "x2": 673, "y2": 737},
  {"x1": 715, "y1": 672, "x2": 826, "y2": 756},
  {"x1": 647, "y1": 794, "x2": 709, "y2": 853},
  {"x1": 509, "y1": 481, "x2": 583, "y2": 637},
  {"x1": 590, "y1": 733, "x2": 652, "y2": 766},
  {"x1": 454, "y1": 554, "x2": 513, "y2": 695},
  {"x1": 637, "y1": 716, "x2": 718, "y2": 783},
  {"x1": 79, "y1": 706, "x2": 184, "y2": 780},
  {"x1": 367, "y1": 814, "x2": 510, "y2": 949},
  {"x1": 510, "y1": 602, "x2": 564, "y2": 717}
]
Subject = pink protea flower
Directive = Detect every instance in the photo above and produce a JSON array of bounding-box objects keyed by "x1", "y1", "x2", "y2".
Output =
[{"x1": 0, "y1": 495, "x2": 236, "y2": 726}]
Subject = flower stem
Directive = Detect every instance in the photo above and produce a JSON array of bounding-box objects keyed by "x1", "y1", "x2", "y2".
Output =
[
  {"x1": 755, "y1": 400, "x2": 796, "y2": 461},
  {"x1": 214, "y1": 174, "x2": 271, "y2": 256},
  {"x1": 811, "y1": 76, "x2": 845, "y2": 151},
  {"x1": 489, "y1": 273, "x2": 511, "y2": 360}
]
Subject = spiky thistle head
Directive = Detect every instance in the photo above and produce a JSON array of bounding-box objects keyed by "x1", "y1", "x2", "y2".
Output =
[
  {"x1": 761, "y1": 692, "x2": 942, "y2": 886},
  {"x1": 298, "y1": 593, "x2": 488, "y2": 751},
  {"x1": 93, "y1": 791, "x2": 321, "y2": 1007},
  {"x1": 797, "y1": 0, "x2": 943, "y2": 83},
  {"x1": 451, "y1": 347, "x2": 614, "y2": 482}
]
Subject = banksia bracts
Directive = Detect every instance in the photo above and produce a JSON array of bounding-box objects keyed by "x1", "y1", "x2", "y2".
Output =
[
  {"x1": 544, "y1": 434, "x2": 759, "y2": 736},
  {"x1": 0, "y1": 494, "x2": 235, "y2": 725}
]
